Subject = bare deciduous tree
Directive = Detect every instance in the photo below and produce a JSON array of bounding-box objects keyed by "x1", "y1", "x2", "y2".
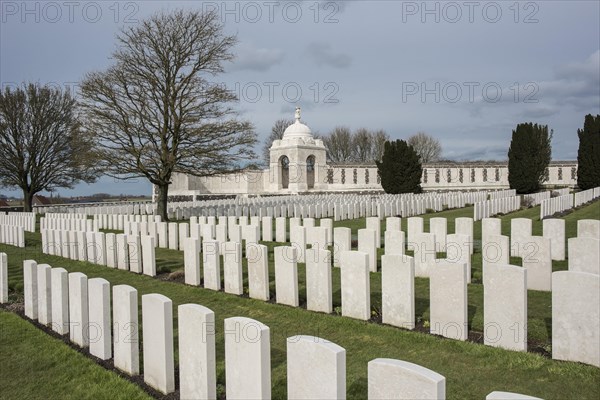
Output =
[
  {"x1": 262, "y1": 119, "x2": 294, "y2": 166},
  {"x1": 353, "y1": 128, "x2": 373, "y2": 163},
  {"x1": 371, "y1": 129, "x2": 390, "y2": 162},
  {"x1": 407, "y1": 132, "x2": 442, "y2": 163},
  {"x1": 322, "y1": 126, "x2": 353, "y2": 162},
  {"x1": 80, "y1": 10, "x2": 256, "y2": 221},
  {"x1": 0, "y1": 84, "x2": 98, "y2": 211}
]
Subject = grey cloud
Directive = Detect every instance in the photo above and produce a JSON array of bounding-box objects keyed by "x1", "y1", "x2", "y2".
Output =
[
  {"x1": 469, "y1": 51, "x2": 600, "y2": 111},
  {"x1": 228, "y1": 45, "x2": 285, "y2": 72},
  {"x1": 518, "y1": 105, "x2": 560, "y2": 119},
  {"x1": 447, "y1": 145, "x2": 508, "y2": 162},
  {"x1": 306, "y1": 42, "x2": 352, "y2": 69},
  {"x1": 555, "y1": 50, "x2": 600, "y2": 83}
]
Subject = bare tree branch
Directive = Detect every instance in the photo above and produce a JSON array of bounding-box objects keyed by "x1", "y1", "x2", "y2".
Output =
[
  {"x1": 407, "y1": 131, "x2": 442, "y2": 163},
  {"x1": 0, "y1": 84, "x2": 99, "y2": 211},
  {"x1": 80, "y1": 10, "x2": 257, "y2": 220}
]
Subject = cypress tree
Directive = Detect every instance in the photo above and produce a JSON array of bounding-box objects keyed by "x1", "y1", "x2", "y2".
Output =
[
  {"x1": 507, "y1": 123, "x2": 552, "y2": 194},
  {"x1": 576, "y1": 114, "x2": 600, "y2": 190},
  {"x1": 376, "y1": 140, "x2": 422, "y2": 194}
]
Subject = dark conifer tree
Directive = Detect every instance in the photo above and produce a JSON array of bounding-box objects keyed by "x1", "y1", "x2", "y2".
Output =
[
  {"x1": 576, "y1": 114, "x2": 600, "y2": 190},
  {"x1": 376, "y1": 140, "x2": 422, "y2": 194},
  {"x1": 508, "y1": 123, "x2": 552, "y2": 194}
]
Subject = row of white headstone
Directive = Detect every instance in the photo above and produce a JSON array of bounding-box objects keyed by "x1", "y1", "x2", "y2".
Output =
[
  {"x1": 538, "y1": 186, "x2": 600, "y2": 220},
  {"x1": 473, "y1": 196, "x2": 521, "y2": 221},
  {"x1": 37, "y1": 189, "x2": 497, "y2": 222},
  {"x1": 43, "y1": 212, "x2": 88, "y2": 220},
  {"x1": 574, "y1": 186, "x2": 600, "y2": 207},
  {"x1": 522, "y1": 191, "x2": 551, "y2": 206},
  {"x1": 97, "y1": 213, "x2": 162, "y2": 230},
  {"x1": 7, "y1": 218, "x2": 600, "y2": 365},
  {"x1": 488, "y1": 189, "x2": 516, "y2": 200},
  {"x1": 11, "y1": 257, "x2": 546, "y2": 399},
  {"x1": 540, "y1": 194, "x2": 574, "y2": 219},
  {"x1": 0, "y1": 224, "x2": 25, "y2": 247},
  {"x1": 0, "y1": 212, "x2": 35, "y2": 232},
  {"x1": 35, "y1": 201, "x2": 154, "y2": 216},
  {"x1": 41, "y1": 216, "x2": 95, "y2": 232},
  {"x1": 40, "y1": 229, "x2": 157, "y2": 277}
]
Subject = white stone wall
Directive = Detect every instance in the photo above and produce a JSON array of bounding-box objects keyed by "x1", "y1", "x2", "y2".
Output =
[{"x1": 167, "y1": 162, "x2": 577, "y2": 196}]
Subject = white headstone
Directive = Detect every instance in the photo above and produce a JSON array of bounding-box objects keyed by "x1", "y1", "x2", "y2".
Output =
[
  {"x1": 142, "y1": 293, "x2": 175, "y2": 394},
  {"x1": 511, "y1": 218, "x2": 532, "y2": 257},
  {"x1": 381, "y1": 254, "x2": 414, "y2": 329},
  {"x1": 95, "y1": 232, "x2": 107, "y2": 266},
  {"x1": 366, "y1": 217, "x2": 381, "y2": 248},
  {"x1": 24, "y1": 259, "x2": 39, "y2": 319},
  {"x1": 290, "y1": 225, "x2": 306, "y2": 263},
  {"x1": 412, "y1": 233, "x2": 436, "y2": 278},
  {"x1": 105, "y1": 233, "x2": 117, "y2": 268},
  {"x1": 179, "y1": 223, "x2": 190, "y2": 251},
  {"x1": 142, "y1": 236, "x2": 156, "y2": 276},
  {"x1": 274, "y1": 246, "x2": 299, "y2": 307},
  {"x1": 168, "y1": 222, "x2": 179, "y2": 250},
  {"x1": 522, "y1": 236, "x2": 551, "y2": 291},
  {"x1": 333, "y1": 227, "x2": 351, "y2": 267},
  {"x1": 577, "y1": 219, "x2": 600, "y2": 239},
  {"x1": 445, "y1": 233, "x2": 472, "y2": 283},
  {"x1": 386, "y1": 217, "x2": 401, "y2": 231},
  {"x1": 407, "y1": 217, "x2": 424, "y2": 251},
  {"x1": 223, "y1": 241, "x2": 243, "y2": 295},
  {"x1": 113, "y1": 285, "x2": 139, "y2": 375},
  {"x1": 287, "y1": 335, "x2": 346, "y2": 399},
  {"x1": 37, "y1": 264, "x2": 52, "y2": 325},
  {"x1": 116, "y1": 234, "x2": 129, "y2": 270},
  {"x1": 224, "y1": 317, "x2": 271, "y2": 399},
  {"x1": 88, "y1": 278, "x2": 111, "y2": 360},
  {"x1": 430, "y1": 261, "x2": 468, "y2": 341},
  {"x1": 262, "y1": 216, "x2": 273, "y2": 242},
  {"x1": 127, "y1": 235, "x2": 143, "y2": 274},
  {"x1": 482, "y1": 234, "x2": 509, "y2": 282},
  {"x1": 320, "y1": 218, "x2": 334, "y2": 245},
  {"x1": 552, "y1": 271, "x2": 600, "y2": 367},
  {"x1": 483, "y1": 264, "x2": 527, "y2": 351},
  {"x1": 306, "y1": 248, "x2": 332, "y2": 314},
  {"x1": 275, "y1": 217, "x2": 286, "y2": 242},
  {"x1": 340, "y1": 251, "x2": 370, "y2": 321},
  {"x1": 184, "y1": 237, "x2": 201, "y2": 286},
  {"x1": 247, "y1": 243, "x2": 269, "y2": 301},
  {"x1": 203, "y1": 240, "x2": 221, "y2": 291},
  {"x1": 429, "y1": 217, "x2": 447, "y2": 252},
  {"x1": 543, "y1": 218, "x2": 565, "y2": 261},
  {"x1": 568, "y1": 237, "x2": 600, "y2": 275},
  {"x1": 51, "y1": 267, "x2": 69, "y2": 335},
  {"x1": 358, "y1": 228, "x2": 377, "y2": 272},
  {"x1": 178, "y1": 304, "x2": 216, "y2": 400},
  {"x1": 69, "y1": 272, "x2": 89, "y2": 347},
  {"x1": 384, "y1": 230, "x2": 404, "y2": 256},
  {"x1": 368, "y1": 358, "x2": 445, "y2": 400}
]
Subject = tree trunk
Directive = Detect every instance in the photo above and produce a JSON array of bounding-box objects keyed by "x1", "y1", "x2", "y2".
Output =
[
  {"x1": 22, "y1": 188, "x2": 33, "y2": 212},
  {"x1": 157, "y1": 184, "x2": 169, "y2": 222}
]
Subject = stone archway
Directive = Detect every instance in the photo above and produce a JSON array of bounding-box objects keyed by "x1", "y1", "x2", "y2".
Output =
[
  {"x1": 280, "y1": 155, "x2": 290, "y2": 189},
  {"x1": 306, "y1": 155, "x2": 315, "y2": 189}
]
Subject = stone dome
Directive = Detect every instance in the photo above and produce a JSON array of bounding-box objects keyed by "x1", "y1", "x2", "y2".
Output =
[{"x1": 282, "y1": 107, "x2": 313, "y2": 140}]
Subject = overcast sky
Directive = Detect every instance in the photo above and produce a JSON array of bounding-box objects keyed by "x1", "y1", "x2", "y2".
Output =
[{"x1": 1, "y1": 0, "x2": 599, "y2": 196}]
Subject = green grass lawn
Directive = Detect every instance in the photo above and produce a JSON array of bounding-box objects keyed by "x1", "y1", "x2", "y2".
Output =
[
  {"x1": 0, "y1": 200, "x2": 599, "y2": 399},
  {"x1": 0, "y1": 310, "x2": 151, "y2": 400}
]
